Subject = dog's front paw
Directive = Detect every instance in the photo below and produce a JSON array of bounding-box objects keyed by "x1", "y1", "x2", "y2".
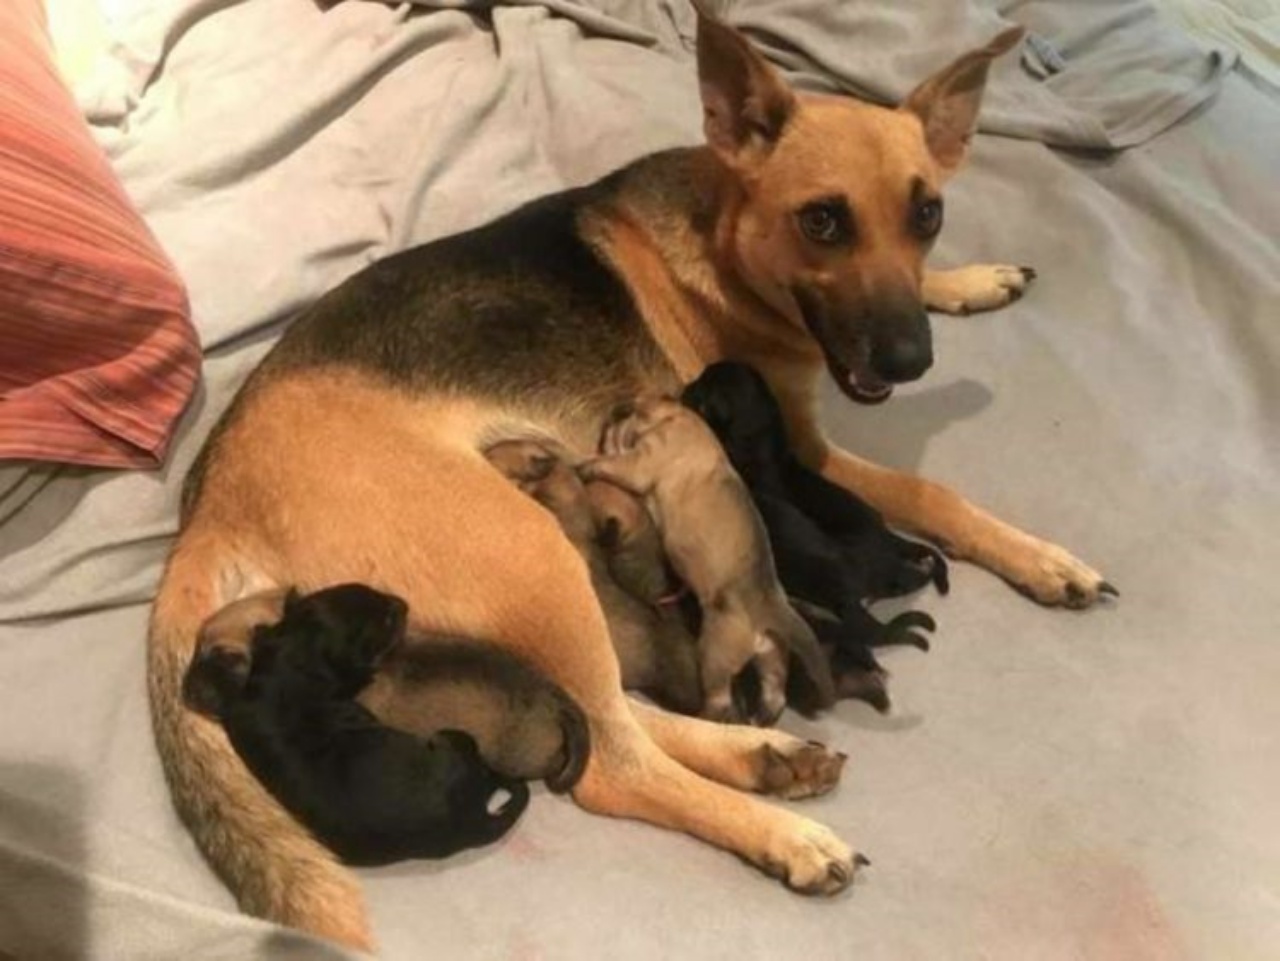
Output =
[
  {"x1": 924, "y1": 264, "x2": 1035, "y2": 315},
  {"x1": 757, "y1": 740, "x2": 847, "y2": 800},
  {"x1": 760, "y1": 816, "x2": 865, "y2": 896},
  {"x1": 1004, "y1": 536, "x2": 1117, "y2": 609}
]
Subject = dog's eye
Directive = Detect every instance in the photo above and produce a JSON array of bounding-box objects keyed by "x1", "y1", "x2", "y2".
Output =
[
  {"x1": 796, "y1": 201, "x2": 851, "y2": 246},
  {"x1": 912, "y1": 198, "x2": 943, "y2": 239}
]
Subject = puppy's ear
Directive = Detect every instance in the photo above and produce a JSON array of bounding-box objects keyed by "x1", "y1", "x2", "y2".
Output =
[
  {"x1": 695, "y1": 3, "x2": 795, "y2": 163},
  {"x1": 901, "y1": 27, "x2": 1024, "y2": 177}
]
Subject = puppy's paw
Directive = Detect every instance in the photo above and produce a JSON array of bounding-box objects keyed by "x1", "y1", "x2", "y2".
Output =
[
  {"x1": 1003, "y1": 536, "x2": 1117, "y2": 609},
  {"x1": 924, "y1": 264, "x2": 1035, "y2": 315},
  {"x1": 702, "y1": 694, "x2": 745, "y2": 726},
  {"x1": 835, "y1": 667, "x2": 892, "y2": 713},
  {"x1": 757, "y1": 740, "x2": 847, "y2": 800},
  {"x1": 759, "y1": 817, "x2": 864, "y2": 896}
]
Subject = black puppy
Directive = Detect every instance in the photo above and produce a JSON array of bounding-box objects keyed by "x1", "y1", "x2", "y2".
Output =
[
  {"x1": 683, "y1": 362, "x2": 948, "y2": 712},
  {"x1": 188, "y1": 583, "x2": 529, "y2": 866}
]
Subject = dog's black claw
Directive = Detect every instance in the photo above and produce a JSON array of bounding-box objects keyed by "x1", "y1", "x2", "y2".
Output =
[
  {"x1": 854, "y1": 853, "x2": 872, "y2": 868},
  {"x1": 893, "y1": 610, "x2": 936, "y2": 633},
  {"x1": 876, "y1": 612, "x2": 934, "y2": 652},
  {"x1": 903, "y1": 632, "x2": 931, "y2": 653},
  {"x1": 1008, "y1": 287, "x2": 1024, "y2": 303},
  {"x1": 931, "y1": 555, "x2": 950, "y2": 595},
  {"x1": 1099, "y1": 580, "x2": 1120, "y2": 598},
  {"x1": 1020, "y1": 266, "x2": 1038, "y2": 280}
]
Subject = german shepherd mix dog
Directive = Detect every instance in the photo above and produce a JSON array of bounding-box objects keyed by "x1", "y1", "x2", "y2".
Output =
[{"x1": 149, "y1": 9, "x2": 1113, "y2": 950}]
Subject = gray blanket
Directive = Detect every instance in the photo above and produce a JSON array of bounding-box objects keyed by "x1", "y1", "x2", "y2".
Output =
[{"x1": 2, "y1": 1, "x2": 1277, "y2": 958}]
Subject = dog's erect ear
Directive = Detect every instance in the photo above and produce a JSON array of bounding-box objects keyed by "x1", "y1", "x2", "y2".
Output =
[
  {"x1": 694, "y1": 4, "x2": 795, "y2": 162},
  {"x1": 901, "y1": 27, "x2": 1024, "y2": 176}
]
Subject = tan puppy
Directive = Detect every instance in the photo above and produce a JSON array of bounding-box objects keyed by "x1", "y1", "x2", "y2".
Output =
[
  {"x1": 485, "y1": 440, "x2": 703, "y2": 714},
  {"x1": 186, "y1": 591, "x2": 590, "y2": 791},
  {"x1": 581, "y1": 398, "x2": 836, "y2": 724},
  {"x1": 583, "y1": 477, "x2": 672, "y2": 604}
]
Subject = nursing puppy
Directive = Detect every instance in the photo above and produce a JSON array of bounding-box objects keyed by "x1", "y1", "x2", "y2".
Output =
[
  {"x1": 188, "y1": 589, "x2": 590, "y2": 792},
  {"x1": 586, "y1": 473, "x2": 837, "y2": 719},
  {"x1": 362, "y1": 643, "x2": 590, "y2": 791},
  {"x1": 683, "y1": 362, "x2": 948, "y2": 605},
  {"x1": 581, "y1": 397, "x2": 837, "y2": 724},
  {"x1": 485, "y1": 440, "x2": 702, "y2": 715},
  {"x1": 583, "y1": 474, "x2": 673, "y2": 605},
  {"x1": 187, "y1": 584, "x2": 528, "y2": 866},
  {"x1": 683, "y1": 363, "x2": 945, "y2": 711}
]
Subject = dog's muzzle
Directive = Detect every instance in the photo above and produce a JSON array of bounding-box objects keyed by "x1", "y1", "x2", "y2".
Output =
[{"x1": 793, "y1": 286, "x2": 933, "y2": 405}]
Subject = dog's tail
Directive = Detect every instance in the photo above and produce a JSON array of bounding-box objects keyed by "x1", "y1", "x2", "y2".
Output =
[
  {"x1": 545, "y1": 687, "x2": 592, "y2": 794},
  {"x1": 147, "y1": 533, "x2": 374, "y2": 952},
  {"x1": 758, "y1": 595, "x2": 837, "y2": 711}
]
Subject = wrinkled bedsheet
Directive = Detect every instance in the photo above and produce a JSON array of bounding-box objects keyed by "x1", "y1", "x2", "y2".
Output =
[{"x1": 1, "y1": 1, "x2": 1278, "y2": 958}]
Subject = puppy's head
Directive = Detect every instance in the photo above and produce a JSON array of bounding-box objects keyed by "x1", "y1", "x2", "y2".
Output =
[
  {"x1": 681, "y1": 362, "x2": 788, "y2": 466},
  {"x1": 277, "y1": 584, "x2": 409, "y2": 683},
  {"x1": 694, "y1": 7, "x2": 1022, "y2": 402},
  {"x1": 184, "y1": 590, "x2": 290, "y2": 718},
  {"x1": 485, "y1": 440, "x2": 559, "y2": 488},
  {"x1": 583, "y1": 478, "x2": 650, "y2": 548},
  {"x1": 183, "y1": 646, "x2": 250, "y2": 719},
  {"x1": 600, "y1": 395, "x2": 711, "y2": 456},
  {"x1": 486, "y1": 440, "x2": 594, "y2": 539}
]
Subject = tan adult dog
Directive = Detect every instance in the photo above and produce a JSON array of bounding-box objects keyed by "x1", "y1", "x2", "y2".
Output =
[{"x1": 149, "y1": 9, "x2": 1112, "y2": 951}]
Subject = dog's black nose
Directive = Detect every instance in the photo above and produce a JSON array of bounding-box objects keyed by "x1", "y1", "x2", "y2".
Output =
[{"x1": 872, "y1": 334, "x2": 933, "y2": 383}]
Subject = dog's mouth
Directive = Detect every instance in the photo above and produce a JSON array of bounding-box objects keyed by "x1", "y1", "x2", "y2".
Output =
[
  {"x1": 827, "y1": 344, "x2": 894, "y2": 406},
  {"x1": 793, "y1": 288, "x2": 894, "y2": 406}
]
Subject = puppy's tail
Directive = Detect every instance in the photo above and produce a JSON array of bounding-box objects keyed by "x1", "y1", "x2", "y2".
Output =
[
  {"x1": 545, "y1": 687, "x2": 591, "y2": 794},
  {"x1": 148, "y1": 533, "x2": 374, "y2": 953},
  {"x1": 760, "y1": 597, "x2": 837, "y2": 712}
]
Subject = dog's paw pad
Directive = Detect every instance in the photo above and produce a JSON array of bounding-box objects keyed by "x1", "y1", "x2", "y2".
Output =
[
  {"x1": 769, "y1": 821, "x2": 859, "y2": 896},
  {"x1": 927, "y1": 264, "x2": 1036, "y2": 315},
  {"x1": 1008, "y1": 539, "x2": 1116, "y2": 609},
  {"x1": 757, "y1": 740, "x2": 847, "y2": 800}
]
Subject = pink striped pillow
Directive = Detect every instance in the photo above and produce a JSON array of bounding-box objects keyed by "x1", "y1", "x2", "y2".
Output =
[{"x1": 0, "y1": 0, "x2": 200, "y2": 469}]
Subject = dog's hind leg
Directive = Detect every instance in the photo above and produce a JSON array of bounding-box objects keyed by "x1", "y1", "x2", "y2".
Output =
[
  {"x1": 148, "y1": 533, "x2": 374, "y2": 952},
  {"x1": 486, "y1": 516, "x2": 862, "y2": 894},
  {"x1": 574, "y1": 706, "x2": 861, "y2": 893},
  {"x1": 628, "y1": 699, "x2": 847, "y2": 801}
]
